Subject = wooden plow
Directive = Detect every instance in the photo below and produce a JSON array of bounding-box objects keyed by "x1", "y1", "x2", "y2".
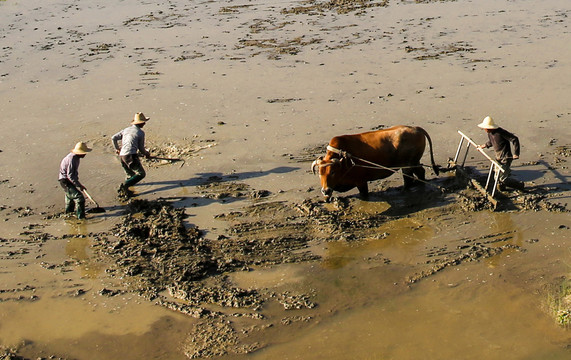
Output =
[{"x1": 448, "y1": 130, "x2": 506, "y2": 209}]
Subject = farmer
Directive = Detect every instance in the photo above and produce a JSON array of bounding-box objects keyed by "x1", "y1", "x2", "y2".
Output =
[
  {"x1": 58, "y1": 142, "x2": 92, "y2": 219},
  {"x1": 476, "y1": 116, "x2": 520, "y2": 189},
  {"x1": 112, "y1": 112, "x2": 151, "y2": 197}
]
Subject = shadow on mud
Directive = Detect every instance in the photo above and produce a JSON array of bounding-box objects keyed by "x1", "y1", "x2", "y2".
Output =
[
  {"x1": 327, "y1": 174, "x2": 459, "y2": 217},
  {"x1": 458, "y1": 162, "x2": 569, "y2": 212},
  {"x1": 367, "y1": 183, "x2": 454, "y2": 217},
  {"x1": 50, "y1": 143, "x2": 569, "y2": 359},
  {"x1": 136, "y1": 166, "x2": 299, "y2": 197}
]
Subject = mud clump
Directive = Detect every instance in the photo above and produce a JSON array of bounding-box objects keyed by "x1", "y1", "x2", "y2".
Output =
[
  {"x1": 197, "y1": 180, "x2": 250, "y2": 200},
  {"x1": 167, "y1": 279, "x2": 262, "y2": 310},
  {"x1": 455, "y1": 167, "x2": 568, "y2": 213},
  {"x1": 458, "y1": 190, "x2": 493, "y2": 212},
  {"x1": 515, "y1": 191, "x2": 568, "y2": 212},
  {"x1": 407, "y1": 231, "x2": 524, "y2": 284},
  {"x1": 0, "y1": 348, "x2": 27, "y2": 360},
  {"x1": 183, "y1": 319, "x2": 259, "y2": 359},
  {"x1": 92, "y1": 198, "x2": 321, "y2": 312},
  {"x1": 90, "y1": 176, "x2": 566, "y2": 358},
  {"x1": 95, "y1": 199, "x2": 214, "y2": 300},
  {"x1": 92, "y1": 198, "x2": 326, "y2": 358},
  {"x1": 276, "y1": 291, "x2": 317, "y2": 310}
]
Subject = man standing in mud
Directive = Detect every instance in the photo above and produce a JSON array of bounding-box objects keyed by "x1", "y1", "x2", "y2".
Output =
[
  {"x1": 112, "y1": 112, "x2": 151, "y2": 197},
  {"x1": 58, "y1": 142, "x2": 92, "y2": 219},
  {"x1": 477, "y1": 116, "x2": 520, "y2": 190}
]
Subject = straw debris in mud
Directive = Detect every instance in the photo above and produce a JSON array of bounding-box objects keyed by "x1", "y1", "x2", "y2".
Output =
[
  {"x1": 144, "y1": 139, "x2": 217, "y2": 168},
  {"x1": 282, "y1": 0, "x2": 389, "y2": 15},
  {"x1": 549, "y1": 278, "x2": 571, "y2": 328}
]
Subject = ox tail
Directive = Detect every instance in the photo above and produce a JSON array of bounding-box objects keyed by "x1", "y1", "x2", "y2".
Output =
[{"x1": 417, "y1": 127, "x2": 440, "y2": 176}]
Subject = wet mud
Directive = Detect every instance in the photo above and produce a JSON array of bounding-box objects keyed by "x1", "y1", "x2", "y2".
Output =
[
  {"x1": 144, "y1": 139, "x2": 217, "y2": 168},
  {"x1": 88, "y1": 141, "x2": 568, "y2": 358},
  {"x1": 1, "y1": 0, "x2": 570, "y2": 358},
  {"x1": 1, "y1": 130, "x2": 569, "y2": 359},
  {"x1": 1, "y1": 135, "x2": 569, "y2": 358},
  {"x1": 282, "y1": 0, "x2": 389, "y2": 16}
]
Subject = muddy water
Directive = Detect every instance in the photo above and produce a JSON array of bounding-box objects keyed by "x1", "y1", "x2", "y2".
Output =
[
  {"x1": 252, "y1": 281, "x2": 568, "y2": 360},
  {"x1": 1, "y1": 197, "x2": 570, "y2": 359},
  {"x1": 245, "y1": 209, "x2": 571, "y2": 360},
  {"x1": 1, "y1": 0, "x2": 570, "y2": 358},
  {"x1": 0, "y1": 216, "x2": 194, "y2": 359}
]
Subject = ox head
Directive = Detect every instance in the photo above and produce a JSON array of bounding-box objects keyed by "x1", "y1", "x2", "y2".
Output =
[{"x1": 311, "y1": 155, "x2": 346, "y2": 200}]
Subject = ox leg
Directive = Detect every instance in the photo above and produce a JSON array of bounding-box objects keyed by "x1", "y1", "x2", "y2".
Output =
[
  {"x1": 357, "y1": 183, "x2": 369, "y2": 198},
  {"x1": 403, "y1": 168, "x2": 415, "y2": 189},
  {"x1": 413, "y1": 165, "x2": 426, "y2": 181}
]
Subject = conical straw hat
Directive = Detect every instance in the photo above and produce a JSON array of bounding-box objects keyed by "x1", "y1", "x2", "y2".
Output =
[{"x1": 477, "y1": 116, "x2": 499, "y2": 129}]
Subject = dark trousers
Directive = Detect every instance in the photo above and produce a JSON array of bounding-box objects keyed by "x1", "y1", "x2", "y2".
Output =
[
  {"x1": 495, "y1": 158, "x2": 513, "y2": 184},
  {"x1": 120, "y1": 154, "x2": 146, "y2": 188},
  {"x1": 59, "y1": 179, "x2": 85, "y2": 219}
]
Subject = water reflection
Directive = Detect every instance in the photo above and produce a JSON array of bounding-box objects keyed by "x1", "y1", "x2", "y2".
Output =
[
  {"x1": 322, "y1": 217, "x2": 434, "y2": 270},
  {"x1": 484, "y1": 212, "x2": 523, "y2": 269},
  {"x1": 64, "y1": 220, "x2": 103, "y2": 278},
  {"x1": 251, "y1": 278, "x2": 570, "y2": 360}
]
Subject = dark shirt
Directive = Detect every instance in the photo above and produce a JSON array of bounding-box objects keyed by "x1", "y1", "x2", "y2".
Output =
[{"x1": 484, "y1": 127, "x2": 520, "y2": 162}]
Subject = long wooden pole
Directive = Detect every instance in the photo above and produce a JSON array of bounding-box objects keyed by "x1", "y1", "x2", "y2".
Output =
[{"x1": 457, "y1": 130, "x2": 504, "y2": 172}]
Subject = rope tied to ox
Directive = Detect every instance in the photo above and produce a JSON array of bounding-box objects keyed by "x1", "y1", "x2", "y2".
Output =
[{"x1": 324, "y1": 145, "x2": 444, "y2": 191}]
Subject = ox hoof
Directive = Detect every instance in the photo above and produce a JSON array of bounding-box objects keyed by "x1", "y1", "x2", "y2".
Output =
[{"x1": 323, "y1": 195, "x2": 339, "y2": 203}]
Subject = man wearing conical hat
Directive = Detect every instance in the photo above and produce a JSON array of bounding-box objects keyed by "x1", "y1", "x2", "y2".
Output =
[
  {"x1": 58, "y1": 142, "x2": 92, "y2": 219},
  {"x1": 111, "y1": 112, "x2": 152, "y2": 197},
  {"x1": 477, "y1": 116, "x2": 520, "y2": 189}
]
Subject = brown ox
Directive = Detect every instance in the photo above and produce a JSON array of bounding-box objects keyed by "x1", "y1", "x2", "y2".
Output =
[{"x1": 311, "y1": 125, "x2": 439, "y2": 199}]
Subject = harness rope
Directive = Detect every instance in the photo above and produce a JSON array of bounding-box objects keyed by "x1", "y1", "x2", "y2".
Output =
[{"x1": 324, "y1": 145, "x2": 444, "y2": 191}]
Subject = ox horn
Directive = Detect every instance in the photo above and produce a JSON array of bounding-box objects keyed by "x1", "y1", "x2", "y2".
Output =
[{"x1": 311, "y1": 157, "x2": 323, "y2": 175}]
